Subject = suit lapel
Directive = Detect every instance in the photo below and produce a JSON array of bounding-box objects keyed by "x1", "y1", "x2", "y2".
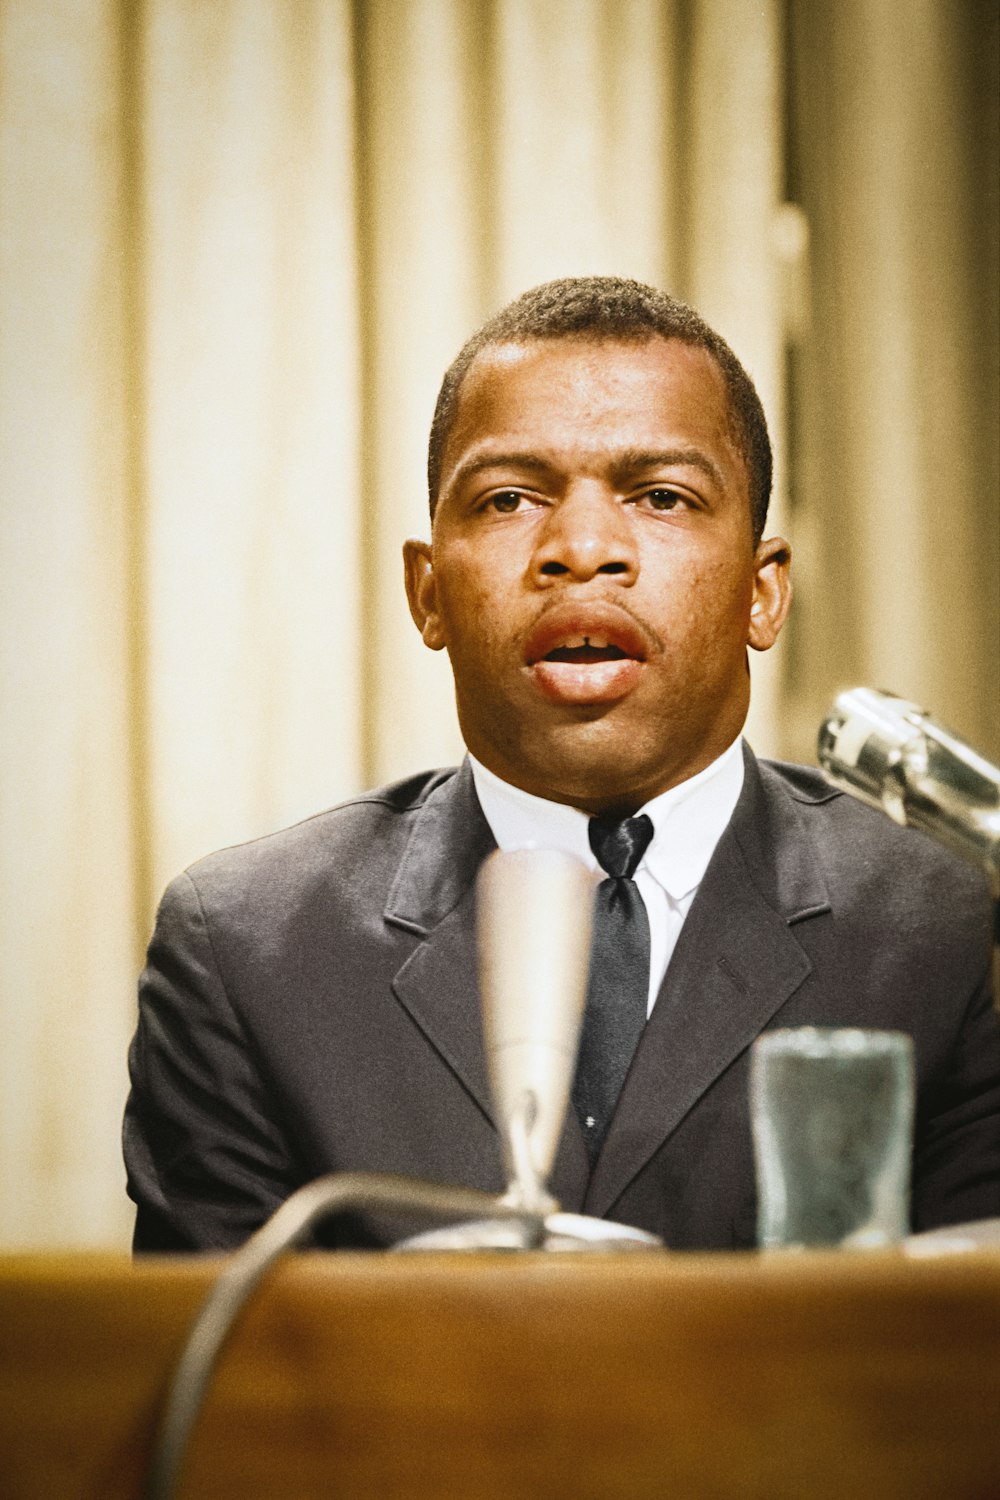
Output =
[
  {"x1": 384, "y1": 761, "x2": 592, "y2": 1210},
  {"x1": 585, "y1": 748, "x2": 834, "y2": 1219},
  {"x1": 386, "y1": 762, "x2": 496, "y2": 1121}
]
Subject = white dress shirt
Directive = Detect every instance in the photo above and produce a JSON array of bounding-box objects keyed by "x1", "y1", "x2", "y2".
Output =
[{"x1": 469, "y1": 739, "x2": 745, "y2": 1015}]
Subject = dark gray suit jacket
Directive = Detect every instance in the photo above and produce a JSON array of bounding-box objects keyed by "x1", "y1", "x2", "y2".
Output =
[{"x1": 124, "y1": 747, "x2": 1000, "y2": 1251}]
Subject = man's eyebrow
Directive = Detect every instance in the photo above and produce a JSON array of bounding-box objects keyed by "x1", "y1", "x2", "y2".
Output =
[
  {"x1": 610, "y1": 447, "x2": 725, "y2": 489},
  {"x1": 450, "y1": 451, "x2": 556, "y2": 486}
]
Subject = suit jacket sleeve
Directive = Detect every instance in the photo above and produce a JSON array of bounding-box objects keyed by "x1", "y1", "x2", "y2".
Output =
[{"x1": 123, "y1": 870, "x2": 302, "y2": 1251}]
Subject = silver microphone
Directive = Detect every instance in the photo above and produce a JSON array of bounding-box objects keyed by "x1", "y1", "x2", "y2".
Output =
[
  {"x1": 476, "y1": 848, "x2": 595, "y2": 1214},
  {"x1": 398, "y1": 846, "x2": 661, "y2": 1251},
  {"x1": 818, "y1": 687, "x2": 1000, "y2": 883}
]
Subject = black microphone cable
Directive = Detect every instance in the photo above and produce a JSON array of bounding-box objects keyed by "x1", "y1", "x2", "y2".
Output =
[{"x1": 143, "y1": 1172, "x2": 546, "y2": 1500}]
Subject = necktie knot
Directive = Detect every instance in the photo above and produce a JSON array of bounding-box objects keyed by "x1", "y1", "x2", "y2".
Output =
[{"x1": 588, "y1": 812, "x2": 654, "y2": 881}]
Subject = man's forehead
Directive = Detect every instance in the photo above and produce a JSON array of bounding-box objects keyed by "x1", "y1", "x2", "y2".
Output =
[
  {"x1": 456, "y1": 334, "x2": 731, "y2": 420},
  {"x1": 447, "y1": 335, "x2": 739, "y2": 464}
]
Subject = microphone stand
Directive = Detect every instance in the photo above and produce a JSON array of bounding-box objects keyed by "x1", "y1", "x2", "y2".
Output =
[
  {"x1": 399, "y1": 848, "x2": 661, "y2": 1252},
  {"x1": 395, "y1": 1090, "x2": 660, "y2": 1252}
]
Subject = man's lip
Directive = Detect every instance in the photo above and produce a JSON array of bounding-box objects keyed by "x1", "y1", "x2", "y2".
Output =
[
  {"x1": 529, "y1": 656, "x2": 644, "y2": 705},
  {"x1": 522, "y1": 604, "x2": 652, "y2": 666}
]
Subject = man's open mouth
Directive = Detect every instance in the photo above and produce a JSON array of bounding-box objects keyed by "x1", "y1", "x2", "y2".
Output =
[
  {"x1": 524, "y1": 613, "x2": 649, "y2": 706},
  {"x1": 543, "y1": 637, "x2": 630, "y2": 665}
]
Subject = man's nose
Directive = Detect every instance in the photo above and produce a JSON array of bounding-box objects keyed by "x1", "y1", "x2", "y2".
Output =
[{"x1": 529, "y1": 484, "x2": 638, "y2": 584}]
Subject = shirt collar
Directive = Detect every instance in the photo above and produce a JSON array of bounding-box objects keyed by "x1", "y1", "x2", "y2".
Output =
[{"x1": 469, "y1": 737, "x2": 745, "y2": 902}]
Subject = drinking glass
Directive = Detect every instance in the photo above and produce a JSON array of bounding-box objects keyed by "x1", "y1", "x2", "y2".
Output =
[{"x1": 750, "y1": 1027, "x2": 915, "y2": 1249}]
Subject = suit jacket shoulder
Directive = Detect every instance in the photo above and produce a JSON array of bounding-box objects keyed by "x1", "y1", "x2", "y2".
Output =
[
  {"x1": 751, "y1": 755, "x2": 993, "y2": 950},
  {"x1": 180, "y1": 765, "x2": 461, "y2": 912}
]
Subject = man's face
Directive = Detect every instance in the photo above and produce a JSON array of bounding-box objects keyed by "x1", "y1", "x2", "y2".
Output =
[{"x1": 405, "y1": 336, "x2": 791, "y2": 814}]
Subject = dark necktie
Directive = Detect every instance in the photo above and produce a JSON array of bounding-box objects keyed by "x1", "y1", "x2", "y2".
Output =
[{"x1": 572, "y1": 812, "x2": 654, "y2": 1161}]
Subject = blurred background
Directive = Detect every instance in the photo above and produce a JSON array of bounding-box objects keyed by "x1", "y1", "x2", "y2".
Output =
[{"x1": 1, "y1": 0, "x2": 997, "y2": 1250}]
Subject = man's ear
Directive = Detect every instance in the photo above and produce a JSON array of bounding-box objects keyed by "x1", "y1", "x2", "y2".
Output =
[
  {"x1": 403, "y1": 539, "x2": 447, "y2": 651},
  {"x1": 748, "y1": 535, "x2": 792, "y2": 652}
]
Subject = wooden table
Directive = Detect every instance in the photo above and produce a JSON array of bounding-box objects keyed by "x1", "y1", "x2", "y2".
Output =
[{"x1": 2, "y1": 1248, "x2": 999, "y2": 1498}]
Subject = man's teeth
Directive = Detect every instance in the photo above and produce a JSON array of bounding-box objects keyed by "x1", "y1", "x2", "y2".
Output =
[{"x1": 543, "y1": 635, "x2": 628, "y2": 663}]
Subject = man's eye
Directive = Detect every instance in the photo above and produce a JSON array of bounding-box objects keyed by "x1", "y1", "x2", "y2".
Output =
[
  {"x1": 644, "y1": 488, "x2": 684, "y2": 511},
  {"x1": 489, "y1": 491, "x2": 525, "y2": 514}
]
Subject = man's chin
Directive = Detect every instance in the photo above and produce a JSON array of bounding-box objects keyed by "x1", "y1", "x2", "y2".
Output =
[{"x1": 474, "y1": 717, "x2": 678, "y2": 812}]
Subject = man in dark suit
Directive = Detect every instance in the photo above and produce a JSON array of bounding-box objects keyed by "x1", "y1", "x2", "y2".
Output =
[{"x1": 124, "y1": 277, "x2": 1000, "y2": 1251}]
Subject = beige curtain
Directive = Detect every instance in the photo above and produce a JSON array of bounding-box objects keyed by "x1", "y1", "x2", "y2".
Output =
[
  {"x1": 785, "y1": 0, "x2": 1000, "y2": 763},
  {"x1": 1, "y1": 0, "x2": 994, "y2": 1250}
]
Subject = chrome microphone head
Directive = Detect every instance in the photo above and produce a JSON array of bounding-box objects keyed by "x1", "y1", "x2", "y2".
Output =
[
  {"x1": 817, "y1": 687, "x2": 927, "y2": 822},
  {"x1": 476, "y1": 848, "x2": 595, "y2": 1213},
  {"x1": 818, "y1": 686, "x2": 1000, "y2": 879}
]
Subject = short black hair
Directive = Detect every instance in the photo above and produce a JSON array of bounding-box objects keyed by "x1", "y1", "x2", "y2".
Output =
[{"x1": 427, "y1": 276, "x2": 772, "y2": 542}]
